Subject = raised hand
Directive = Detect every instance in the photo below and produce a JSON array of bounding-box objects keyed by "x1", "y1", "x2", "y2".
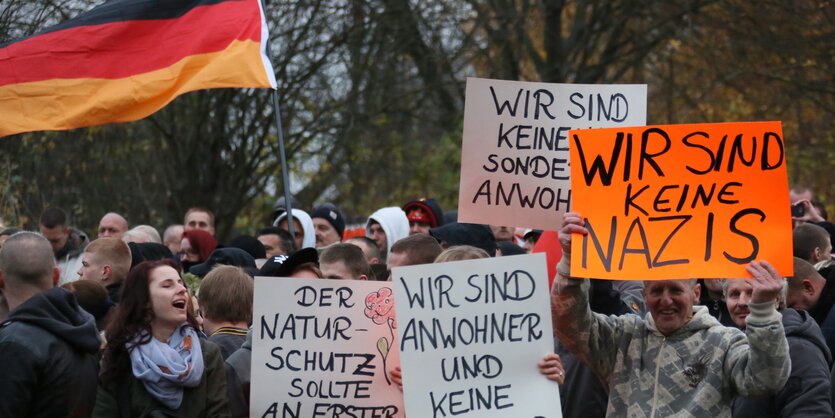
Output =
[
  {"x1": 558, "y1": 212, "x2": 588, "y2": 257},
  {"x1": 746, "y1": 260, "x2": 784, "y2": 304}
]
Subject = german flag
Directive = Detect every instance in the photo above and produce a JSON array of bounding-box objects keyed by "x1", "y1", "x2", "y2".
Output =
[{"x1": 0, "y1": 0, "x2": 277, "y2": 137}]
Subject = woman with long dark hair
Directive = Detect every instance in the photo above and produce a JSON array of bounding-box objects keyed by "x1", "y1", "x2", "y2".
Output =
[{"x1": 93, "y1": 259, "x2": 229, "y2": 417}]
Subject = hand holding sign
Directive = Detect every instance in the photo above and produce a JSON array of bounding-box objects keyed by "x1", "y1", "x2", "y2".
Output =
[
  {"x1": 537, "y1": 353, "x2": 565, "y2": 385},
  {"x1": 559, "y1": 212, "x2": 588, "y2": 257}
]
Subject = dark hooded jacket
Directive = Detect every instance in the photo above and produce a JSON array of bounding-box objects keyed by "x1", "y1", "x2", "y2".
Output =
[
  {"x1": 0, "y1": 287, "x2": 101, "y2": 417},
  {"x1": 810, "y1": 266, "x2": 835, "y2": 356},
  {"x1": 732, "y1": 308, "x2": 833, "y2": 417}
]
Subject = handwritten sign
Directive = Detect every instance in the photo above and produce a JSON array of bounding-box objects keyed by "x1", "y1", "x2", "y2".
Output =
[
  {"x1": 458, "y1": 77, "x2": 647, "y2": 230},
  {"x1": 251, "y1": 277, "x2": 405, "y2": 418},
  {"x1": 393, "y1": 253, "x2": 561, "y2": 417},
  {"x1": 569, "y1": 121, "x2": 793, "y2": 280}
]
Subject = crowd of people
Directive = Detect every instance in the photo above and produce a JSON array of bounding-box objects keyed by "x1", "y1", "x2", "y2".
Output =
[{"x1": 0, "y1": 186, "x2": 832, "y2": 417}]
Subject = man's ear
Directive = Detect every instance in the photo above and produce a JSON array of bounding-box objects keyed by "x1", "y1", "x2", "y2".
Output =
[
  {"x1": 814, "y1": 247, "x2": 823, "y2": 263},
  {"x1": 64, "y1": 227, "x2": 72, "y2": 237},
  {"x1": 52, "y1": 267, "x2": 60, "y2": 287},
  {"x1": 692, "y1": 282, "x2": 702, "y2": 303},
  {"x1": 358, "y1": 274, "x2": 368, "y2": 281},
  {"x1": 803, "y1": 279, "x2": 816, "y2": 296},
  {"x1": 102, "y1": 265, "x2": 112, "y2": 281}
]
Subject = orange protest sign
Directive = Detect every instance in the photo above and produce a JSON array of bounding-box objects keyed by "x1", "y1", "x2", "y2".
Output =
[{"x1": 569, "y1": 121, "x2": 793, "y2": 280}]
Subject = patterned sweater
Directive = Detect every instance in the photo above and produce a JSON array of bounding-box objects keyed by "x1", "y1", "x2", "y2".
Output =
[{"x1": 553, "y1": 278, "x2": 791, "y2": 418}]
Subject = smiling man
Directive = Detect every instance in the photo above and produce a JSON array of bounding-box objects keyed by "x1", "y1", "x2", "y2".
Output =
[{"x1": 552, "y1": 212, "x2": 790, "y2": 417}]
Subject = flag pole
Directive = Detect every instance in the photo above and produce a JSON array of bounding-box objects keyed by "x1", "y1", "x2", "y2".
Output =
[
  {"x1": 262, "y1": 0, "x2": 295, "y2": 241},
  {"x1": 271, "y1": 90, "x2": 296, "y2": 241}
]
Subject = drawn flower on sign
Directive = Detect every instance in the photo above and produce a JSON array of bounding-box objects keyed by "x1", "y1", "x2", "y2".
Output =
[
  {"x1": 365, "y1": 287, "x2": 397, "y2": 328},
  {"x1": 365, "y1": 287, "x2": 397, "y2": 385}
]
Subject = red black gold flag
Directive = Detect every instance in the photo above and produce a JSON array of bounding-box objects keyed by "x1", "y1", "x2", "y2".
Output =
[{"x1": 0, "y1": 0, "x2": 277, "y2": 137}]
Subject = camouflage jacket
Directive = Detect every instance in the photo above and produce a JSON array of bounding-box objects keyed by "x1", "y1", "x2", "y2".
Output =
[{"x1": 553, "y1": 278, "x2": 790, "y2": 418}]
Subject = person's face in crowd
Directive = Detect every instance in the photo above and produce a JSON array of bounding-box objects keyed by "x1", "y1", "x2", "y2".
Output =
[
  {"x1": 321, "y1": 260, "x2": 365, "y2": 281},
  {"x1": 77, "y1": 251, "x2": 106, "y2": 282},
  {"x1": 725, "y1": 279, "x2": 755, "y2": 328},
  {"x1": 184, "y1": 211, "x2": 215, "y2": 236},
  {"x1": 179, "y1": 238, "x2": 200, "y2": 263},
  {"x1": 643, "y1": 280, "x2": 700, "y2": 336},
  {"x1": 313, "y1": 218, "x2": 341, "y2": 248},
  {"x1": 97, "y1": 213, "x2": 128, "y2": 239},
  {"x1": 148, "y1": 266, "x2": 189, "y2": 332},
  {"x1": 39, "y1": 224, "x2": 70, "y2": 253},
  {"x1": 490, "y1": 225, "x2": 515, "y2": 242},
  {"x1": 409, "y1": 221, "x2": 431, "y2": 236},
  {"x1": 279, "y1": 218, "x2": 304, "y2": 249},
  {"x1": 258, "y1": 233, "x2": 285, "y2": 258},
  {"x1": 368, "y1": 222, "x2": 387, "y2": 253}
]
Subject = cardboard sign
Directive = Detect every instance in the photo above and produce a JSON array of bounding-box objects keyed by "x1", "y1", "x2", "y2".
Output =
[
  {"x1": 458, "y1": 77, "x2": 647, "y2": 230},
  {"x1": 251, "y1": 277, "x2": 405, "y2": 418},
  {"x1": 393, "y1": 253, "x2": 561, "y2": 418},
  {"x1": 569, "y1": 121, "x2": 793, "y2": 280}
]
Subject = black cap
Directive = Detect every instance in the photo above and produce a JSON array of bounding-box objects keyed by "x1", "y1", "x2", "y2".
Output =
[
  {"x1": 228, "y1": 235, "x2": 267, "y2": 259},
  {"x1": 310, "y1": 205, "x2": 346, "y2": 238},
  {"x1": 189, "y1": 247, "x2": 256, "y2": 277},
  {"x1": 258, "y1": 247, "x2": 319, "y2": 277}
]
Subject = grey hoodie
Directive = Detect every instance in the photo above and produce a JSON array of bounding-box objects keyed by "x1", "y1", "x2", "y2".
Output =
[{"x1": 366, "y1": 207, "x2": 409, "y2": 259}]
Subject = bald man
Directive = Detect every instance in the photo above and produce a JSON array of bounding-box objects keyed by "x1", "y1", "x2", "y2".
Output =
[
  {"x1": 97, "y1": 212, "x2": 128, "y2": 240},
  {"x1": 0, "y1": 232, "x2": 100, "y2": 416}
]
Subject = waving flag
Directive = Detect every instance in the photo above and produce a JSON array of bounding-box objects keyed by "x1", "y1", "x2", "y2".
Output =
[{"x1": 0, "y1": 0, "x2": 277, "y2": 137}]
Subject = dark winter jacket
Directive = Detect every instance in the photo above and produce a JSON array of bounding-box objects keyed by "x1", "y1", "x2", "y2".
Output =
[
  {"x1": 811, "y1": 266, "x2": 835, "y2": 356},
  {"x1": 225, "y1": 328, "x2": 253, "y2": 418},
  {"x1": 0, "y1": 287, "x2": 101, "y2": 417},
  {"x1": 93, "y1": 339, "x2": 230, "y2": 418},
  {"x1": 733, "y1": 308, "x2": 833, "y2": 417}
]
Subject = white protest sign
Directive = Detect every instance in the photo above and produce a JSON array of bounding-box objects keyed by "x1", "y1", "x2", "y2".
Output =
[
  {"x1": 458, "y1": 77, "x2": 647, "y2": 230},
  {"x1": 251, "y1": 277, "x2": 405, "y2": 418},
  {"x1": 393, "y1": 253, "x2": 561, "y2": 418}
]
